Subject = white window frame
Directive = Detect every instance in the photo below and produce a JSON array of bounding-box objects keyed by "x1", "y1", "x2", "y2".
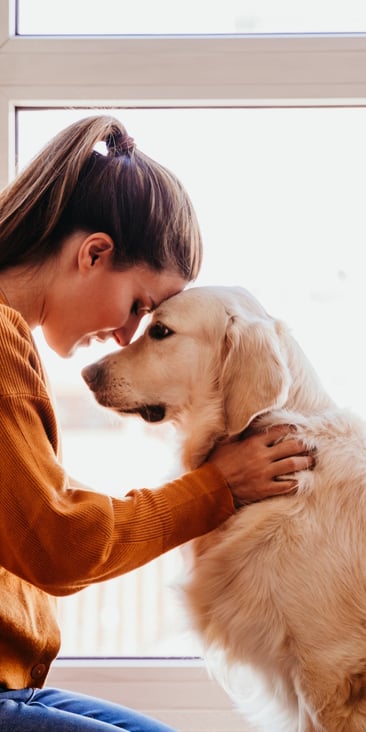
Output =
[
  {"x1": 1, "y1": 2, "x2": 366, "y2": 186},
  {"x1": 2, "y1": 1, "x2": 366, "y2": 728}
]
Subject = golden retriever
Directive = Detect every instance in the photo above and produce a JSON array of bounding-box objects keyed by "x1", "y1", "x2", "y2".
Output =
[{"x1": 82, "y1": 285, "x2": 366, "y2": 732}]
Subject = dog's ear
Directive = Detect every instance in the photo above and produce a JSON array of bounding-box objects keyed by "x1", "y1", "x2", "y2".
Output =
[{"x1": 221, "y1": 314, "x2": 291, "y2": 436}]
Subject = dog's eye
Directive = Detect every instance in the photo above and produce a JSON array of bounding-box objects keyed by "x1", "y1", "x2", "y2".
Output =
[{"x1": 149, "y1": 321, "x2": 173, "y2": 340}]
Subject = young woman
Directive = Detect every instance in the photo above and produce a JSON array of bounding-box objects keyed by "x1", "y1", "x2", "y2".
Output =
[{"x1": 0, "y1": 115, "x2": 313, "y2": 731}]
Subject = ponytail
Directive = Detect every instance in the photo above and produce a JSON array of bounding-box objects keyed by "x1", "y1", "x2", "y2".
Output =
[{"x1": 0, "y1": 115, "x2": 202, "y2": 280}]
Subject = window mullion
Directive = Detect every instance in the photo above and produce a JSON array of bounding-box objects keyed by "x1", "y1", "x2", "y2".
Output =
[
  {"x1": 2, "y1": 35, "x2": 366, "y2": 107},
  {"x1": 0, "y1": 0, "x2": 11, "y2": 46}
]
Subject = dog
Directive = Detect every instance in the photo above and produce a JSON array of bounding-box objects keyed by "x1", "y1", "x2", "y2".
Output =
[{"x1": 82, "y1": 285, "x2": 366, "y2": 731}]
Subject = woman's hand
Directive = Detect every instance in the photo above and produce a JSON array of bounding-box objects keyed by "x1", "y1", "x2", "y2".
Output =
[{"x1": 207, "y1": 425, "x2": 315, "y2": 505}]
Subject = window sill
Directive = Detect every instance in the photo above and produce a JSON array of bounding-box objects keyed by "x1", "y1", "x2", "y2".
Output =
[{"x1": 48, "y1": 657, "x2": 245, "y2": 731}]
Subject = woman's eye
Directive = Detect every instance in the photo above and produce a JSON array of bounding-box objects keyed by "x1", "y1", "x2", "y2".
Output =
[
  {"x1": 131, "y1": 301, "x2": 150, "y2": 317},
  {"x1": 131, "y1": 300, "x2": 141, "y2": 316},
  {"x1": 149, "y1": 321, "x2": 173, "y2": 340}
]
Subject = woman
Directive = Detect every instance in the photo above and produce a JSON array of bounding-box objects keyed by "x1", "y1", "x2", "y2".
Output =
[{"x1": 0, "y1": 115, "x2": 313, "y2": 731}]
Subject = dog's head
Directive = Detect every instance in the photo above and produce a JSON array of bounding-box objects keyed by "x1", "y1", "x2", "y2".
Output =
[{"x1": 82, "y1": 287, "x2": 292, "y2": 458}]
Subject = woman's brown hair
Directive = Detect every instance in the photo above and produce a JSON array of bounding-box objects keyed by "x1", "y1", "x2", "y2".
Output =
[{"x1": 0, "y1": 115, "x2": 202, "y2": 279}]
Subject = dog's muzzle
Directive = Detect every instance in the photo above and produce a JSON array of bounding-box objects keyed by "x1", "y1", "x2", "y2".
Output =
[{"x1": 81, "y1": 364, "x2": 166, "y2": 423}]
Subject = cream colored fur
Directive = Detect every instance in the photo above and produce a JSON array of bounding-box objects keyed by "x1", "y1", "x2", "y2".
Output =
[{"x1": 83, "y1": 286, "x2": 366, "y2": 732}]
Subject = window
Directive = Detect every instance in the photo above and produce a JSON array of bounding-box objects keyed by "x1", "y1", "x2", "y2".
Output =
[
  {"x1": 16, "y1": 100, "x2": 366, "y2": 653},
  {"x1": 0, "y1": 0, "x2": 366, "y2": 732},
  {"x1": 16, "y1": 0, "x2": 366, "y2": 35},
  {"x1": 2, "y1": 2, "x2": 366, "y2": 723}
]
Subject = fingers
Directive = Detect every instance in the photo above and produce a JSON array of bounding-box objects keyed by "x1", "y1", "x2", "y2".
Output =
[
  {"x1": 269, "y1": 478, "x2": 298, "y2": 495},
  {"x1": 269, "y1": 452, "x2": 315, "y2": 479},
  {"x1": 270, "y1": 437, "x2": 315, "y2": 460},
  {"x1": 262, "y1": 424, "x2": 296, "y2": 445},
  {"x1": 234, "y1": 476, "x2": 298, "y2": 505},
  {"x1": 253, "y1": 426, "x2": 316, "y2": 469},
  {"x1": 214, "y1": 424, "x2": 315, "y2": 505}
]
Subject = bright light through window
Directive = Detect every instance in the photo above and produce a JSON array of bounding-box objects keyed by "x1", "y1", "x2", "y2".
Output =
[
  {"x1": 17, "y1": 106, "x2": 366, "y2": 655},
  {"x1": 17, "y1": 106, "x2": 366, "y2": 414},
  {"x1": 16, "y1": 0, "x2": 366, "y2": 35}
]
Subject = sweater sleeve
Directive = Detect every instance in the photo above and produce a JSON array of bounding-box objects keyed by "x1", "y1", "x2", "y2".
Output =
[{"x1": 0, "y1": 304, "x2": 235, "y2": 595}]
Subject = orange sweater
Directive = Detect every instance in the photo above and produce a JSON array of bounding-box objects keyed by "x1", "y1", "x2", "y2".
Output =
[{"x1": 0, "y1": 294, "x2": 234, "y2": 689}]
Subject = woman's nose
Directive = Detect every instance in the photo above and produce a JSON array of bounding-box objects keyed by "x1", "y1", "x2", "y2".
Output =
[{"x1": 113, "y1": 323, "x2": 138, "y2": 346}]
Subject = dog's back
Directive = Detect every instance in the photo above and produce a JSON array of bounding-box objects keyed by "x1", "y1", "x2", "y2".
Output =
[{"x1": 183, "y1": 407, "x2": 366, "y2": 731}]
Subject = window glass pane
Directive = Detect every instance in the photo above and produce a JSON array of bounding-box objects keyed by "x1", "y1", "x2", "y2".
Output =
[
  {"x1": 17, "y1": 106, "x2": 366, "y2": 655},
  {"x1": 16, "y1": 0, "x2": 366, "y2": 35}
]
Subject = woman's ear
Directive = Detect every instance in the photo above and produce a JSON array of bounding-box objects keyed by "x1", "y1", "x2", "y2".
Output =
[{"x1": 78, "y1": 232, "x2": 114, "y2": 272}]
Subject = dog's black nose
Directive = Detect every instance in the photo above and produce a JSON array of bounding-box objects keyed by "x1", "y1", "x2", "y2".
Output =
[{"x1": 81, "y1": 363, "x2": 101, "y2": 390}]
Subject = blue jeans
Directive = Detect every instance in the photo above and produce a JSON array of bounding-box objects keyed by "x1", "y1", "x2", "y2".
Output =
[{"x1": 0, "y1": 686, "x2": 178, "y2": 731}]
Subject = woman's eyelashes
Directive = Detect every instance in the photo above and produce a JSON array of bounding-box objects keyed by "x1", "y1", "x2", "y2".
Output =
[{"x1": 131, "y1": 300, "x2": 151, "y2": 317}]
